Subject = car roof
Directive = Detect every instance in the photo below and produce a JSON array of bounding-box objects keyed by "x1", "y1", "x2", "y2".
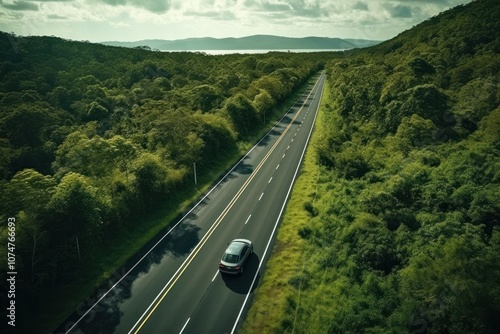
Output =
[{"x1": 226, "y1": 239, "x2": 250, "y2": 254}]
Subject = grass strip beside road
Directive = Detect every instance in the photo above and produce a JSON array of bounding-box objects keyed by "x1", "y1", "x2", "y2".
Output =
[{"x1": 239, "y1": 81, "x2": 329, "y2": 334}]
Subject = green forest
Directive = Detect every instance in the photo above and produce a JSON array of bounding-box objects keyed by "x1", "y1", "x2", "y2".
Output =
[
  {"x1": 0, "y1": 31, "x2": 326, "y2": 331},
  {"x1": 243, "y1": 0, "x2": 500, "y2": 333},
  {"x1": 1, "y1": 0, "x2": 499, "y2": 332}
]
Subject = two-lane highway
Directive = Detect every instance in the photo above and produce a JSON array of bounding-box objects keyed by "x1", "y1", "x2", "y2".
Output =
[{"x1": 57, "y1": 71, "x2": 326, "y2": 334}]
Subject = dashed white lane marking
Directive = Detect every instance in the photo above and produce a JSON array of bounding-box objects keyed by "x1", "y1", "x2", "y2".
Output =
[
  {"x1": 259, "y1": 193, "x2": 264, "y2": 201},
  {"x1": 287, "y1": 146, "x2": 290, "y2": 150},
  {"x1": 276, "y1": 164, "x2": 280, "y2": 170},
  {"x1": 245, "y1": 214, "x2": 252, "y2": 225},
  {"x1": 230, "y1": 72, "x2": 325, "y2": 334},
  {"x1": 179, "y1": 318, "x2": 190, "y2": 334},
  {"x1": 283, "y1": 154, "x2": 286, "y2": 158},
  {"x1": 291, "y1": 139, "x2": 294, "y2": 142},
  {"x1": 268, "y1": 177, "x2": 273, "y2": 184}
]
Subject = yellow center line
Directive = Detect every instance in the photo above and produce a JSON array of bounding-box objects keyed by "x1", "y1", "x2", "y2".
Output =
[{"x1": 133, "y1": 76, "x2": 321, "y2": 334}]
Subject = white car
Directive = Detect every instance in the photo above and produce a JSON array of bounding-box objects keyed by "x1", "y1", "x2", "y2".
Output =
[{"x1": 219, "y1": 239, "x2": 253, "y2": 275}]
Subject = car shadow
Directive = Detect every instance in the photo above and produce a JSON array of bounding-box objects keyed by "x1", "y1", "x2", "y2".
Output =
[
  {"x1": 220, "y1": 253, "x2": 260, "y2": 295},
  {"x1": 235, "y1": 161, "x2": 253, "y2": 174}
]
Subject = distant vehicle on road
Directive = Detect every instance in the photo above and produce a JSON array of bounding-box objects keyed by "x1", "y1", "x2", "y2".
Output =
[{"x1": 219, "y1": 239, "x2": 253, "y2": 275}]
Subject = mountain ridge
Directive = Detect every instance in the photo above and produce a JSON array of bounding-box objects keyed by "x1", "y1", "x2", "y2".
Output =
[{"x1": 101, "y1": 34, "x2": 381, "y2": 50}]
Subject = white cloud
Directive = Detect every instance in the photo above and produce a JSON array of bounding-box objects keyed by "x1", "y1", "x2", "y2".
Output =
[
  {"x1": 1, "y1": 0, "x2": 39, "y2": 11},
  {"x1": 87, "y1": 0, "x2": 171, "y2": 14}
]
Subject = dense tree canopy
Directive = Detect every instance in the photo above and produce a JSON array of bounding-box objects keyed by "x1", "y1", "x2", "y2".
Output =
[
  {"x1": 2, "y1": 0, "x2": 499, "y2": 332},
  {"x1": 0, "y1": 30, "x2": 326, "y2": 331},
  {"x1": 243, "y1": 0, "x2": 500, "y2": 333}
]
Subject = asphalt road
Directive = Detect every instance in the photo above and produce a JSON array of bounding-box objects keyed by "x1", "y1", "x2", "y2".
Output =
[{"x1": 57, "y1": 71, "x2": 326, "y2": 334}]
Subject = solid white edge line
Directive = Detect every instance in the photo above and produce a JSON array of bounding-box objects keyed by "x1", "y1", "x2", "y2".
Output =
[
  {"x1": 127, "y1": 78, "x2": 318, "y2": 334},
  {"x1": 230, "y1": 72, "x2": 325, "y2": 334},
  {"x1": 212, "y1": 270, "x2": 219, "y2": 282},
  {"x1": 67, "y1": 142, "x2": 254, "y2": 334},
  {"x1": 179, "y1": 318, "x2": 190, "y2": 334},
  {"x1": 65, "y1": 79, "x2": 309, "y2": 334}
]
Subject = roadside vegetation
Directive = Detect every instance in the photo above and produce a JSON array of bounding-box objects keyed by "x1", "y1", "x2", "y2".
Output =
[
  {"x1": 0, "y1": 32, "x2": 328, "y2": 332},
  {"x1": 242, "y1": 0, "x2": 500, "y2": 333}
]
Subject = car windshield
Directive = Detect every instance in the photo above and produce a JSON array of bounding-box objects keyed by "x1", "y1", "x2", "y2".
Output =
[{"x1": 223, "y1": 253, "x2": 239, "y2": 263}]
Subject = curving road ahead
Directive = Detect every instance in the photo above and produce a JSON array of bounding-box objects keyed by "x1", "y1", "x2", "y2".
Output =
[{"x1": 57, "y1": 71, "x2": 326, "y2": 334}]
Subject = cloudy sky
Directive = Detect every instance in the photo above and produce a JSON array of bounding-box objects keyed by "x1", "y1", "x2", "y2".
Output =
[{"x1": 0, "y1": 0, "x2": 472, "y2": 42}]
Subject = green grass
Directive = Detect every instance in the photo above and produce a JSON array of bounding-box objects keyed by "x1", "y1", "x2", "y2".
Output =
[
  {"x1": 239, "y1": 81, "x2": 330, "y2": 334},
  {"x1": 32, "y1": 74, "x2": 320, "y2": 334}
]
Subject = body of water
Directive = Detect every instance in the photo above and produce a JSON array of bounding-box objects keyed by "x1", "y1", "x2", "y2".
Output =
[{"x1": 160, "y1": 49, "x2": 346, "y2": 55}]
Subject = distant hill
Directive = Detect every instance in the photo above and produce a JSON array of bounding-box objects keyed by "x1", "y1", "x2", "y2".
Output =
[{"x1": 101, "y1": 35, "x2": 381, "y2": 51}]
